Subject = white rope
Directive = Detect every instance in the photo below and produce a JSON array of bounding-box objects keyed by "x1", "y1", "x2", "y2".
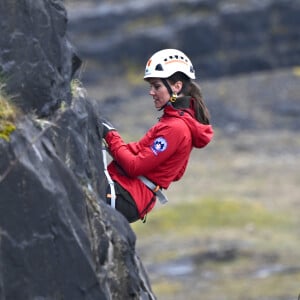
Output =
[{"x1": 102, "y1": 145, "x2": 116, "y2": 209}]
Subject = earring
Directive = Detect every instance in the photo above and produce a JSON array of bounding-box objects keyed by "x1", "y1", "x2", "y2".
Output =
[{"x1": 170, "y1": 92, "x2": 177, "y2": 102}]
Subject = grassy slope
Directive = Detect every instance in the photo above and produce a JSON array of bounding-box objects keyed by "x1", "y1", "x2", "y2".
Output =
[{"x1": 132, "y1": 128, "x2": 300, "y2": 300}]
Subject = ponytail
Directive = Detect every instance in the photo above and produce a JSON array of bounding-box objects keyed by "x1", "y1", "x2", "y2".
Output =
[
  {"x1": 188, "y1": 81, "x2": 210, "y2": 125},
  {"x1": 168, "y1": 72, "x2": 211, "y2": 125}
]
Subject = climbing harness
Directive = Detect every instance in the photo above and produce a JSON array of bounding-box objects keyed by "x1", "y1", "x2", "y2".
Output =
[
  {"x1": 138, "y1": 176, "x2": 168, "y2": 204},
  {"x1": 102, "y1": 144, "x2": 116, "y2": 209},
  {"x1": 102, "y1": 144, "x2": 168, "y2": 211}
]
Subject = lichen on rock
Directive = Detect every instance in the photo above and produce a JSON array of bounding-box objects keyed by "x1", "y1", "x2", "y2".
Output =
[{"x1": 0, "y1": 86, "x2": 19, "y2": 141}]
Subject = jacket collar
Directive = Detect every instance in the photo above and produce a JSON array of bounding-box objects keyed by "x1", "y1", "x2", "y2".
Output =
[{"x1": 163, "y1": 96, "x2": 195, "y2": 118}]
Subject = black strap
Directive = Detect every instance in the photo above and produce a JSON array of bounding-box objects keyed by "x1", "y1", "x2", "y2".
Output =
[{"x1": 161, "y1": 78, "x2": 173, "y2": 97}]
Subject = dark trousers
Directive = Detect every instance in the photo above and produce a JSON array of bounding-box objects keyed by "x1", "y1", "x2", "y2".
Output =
[{"x1": 106, "y1": 181, "x2": 140, "y2": 223}]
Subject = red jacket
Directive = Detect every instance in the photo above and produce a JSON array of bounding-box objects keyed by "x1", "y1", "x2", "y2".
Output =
[{"x1": 105, "y1": 100, "x2": 214, "y2": 218}]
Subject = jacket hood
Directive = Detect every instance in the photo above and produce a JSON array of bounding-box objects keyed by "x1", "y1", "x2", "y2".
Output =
[{"x1": 163, "y1": 102, "x2": 214, "y2": 148}]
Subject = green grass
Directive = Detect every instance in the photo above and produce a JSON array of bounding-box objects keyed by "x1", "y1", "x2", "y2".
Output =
[
  {"x1": 132, "y1": 197, "x2": 293, "y2": 236},
  {"x1": 133, "y1": 195, "x2": 300, "y2": 300},
  {"x1": 151, "y1": 275, "x2": 300, "y2": 300},
  {"x1": 197, "y1": 273, "x2": 300, "y2": 300}
]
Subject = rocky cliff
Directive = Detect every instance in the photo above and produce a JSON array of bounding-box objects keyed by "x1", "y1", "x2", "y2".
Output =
[{"x1": 0, "y1": 1, "x2": 155, "y2": 299}]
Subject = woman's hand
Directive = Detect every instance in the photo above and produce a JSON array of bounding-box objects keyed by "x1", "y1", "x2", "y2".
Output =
[{"x1": 97, "y1": 118, "x2": 116, "y2": 138}]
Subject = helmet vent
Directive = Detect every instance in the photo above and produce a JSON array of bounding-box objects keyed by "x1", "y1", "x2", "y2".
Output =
[
  {"x1": 155, "y1": 64, "x2": 163, "y2": 71},
  {"x1": 165, "y1": 54, "x2": 188, "y2": 63}
]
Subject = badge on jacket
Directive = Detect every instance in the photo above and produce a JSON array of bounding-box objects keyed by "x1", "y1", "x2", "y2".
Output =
[{"x1": 151, "y1": 137, "x2": 168, "y2": 155}]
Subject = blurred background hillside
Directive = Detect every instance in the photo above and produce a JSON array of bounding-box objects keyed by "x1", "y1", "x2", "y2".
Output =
[{"x1": 65, "y1": 1, "x2": 300, "y2": 299}]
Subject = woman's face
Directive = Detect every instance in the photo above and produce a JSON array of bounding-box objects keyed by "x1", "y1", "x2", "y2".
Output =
[{"x1": 147, "y1": 78, "x2": 170, "y2": 109}]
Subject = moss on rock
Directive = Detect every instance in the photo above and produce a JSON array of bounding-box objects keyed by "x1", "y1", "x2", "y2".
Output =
[{"x1": 0, "y1": 88, "x2": 19, "y2": 141}]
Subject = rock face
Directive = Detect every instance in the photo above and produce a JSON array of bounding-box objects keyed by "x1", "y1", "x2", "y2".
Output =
[
  {"x1": 0, "y1": 0, "x2": 76, "y2": 117},
  {"x1": 0, "y1": 1, "x2": 155, "y2": 299},
  {"x1": 66, "y1": 0, "x2": 300, "y2": 81}
]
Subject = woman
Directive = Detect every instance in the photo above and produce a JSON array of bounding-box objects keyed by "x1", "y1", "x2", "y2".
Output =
[{"x1": 100, "y1": 49, "x2": 214, "y2": 223}]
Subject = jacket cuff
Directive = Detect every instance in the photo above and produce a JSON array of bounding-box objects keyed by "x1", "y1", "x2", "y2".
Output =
[{"x1": 105, "y1": 130, "x2": 119, "y2": 144}]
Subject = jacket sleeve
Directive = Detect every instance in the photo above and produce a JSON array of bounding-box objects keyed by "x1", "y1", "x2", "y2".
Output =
[{"x1": 104, "y1": 123, "x2": 188, "y2": 178}]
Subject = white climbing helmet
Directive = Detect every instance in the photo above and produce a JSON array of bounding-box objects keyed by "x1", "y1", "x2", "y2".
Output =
[{"x1": 144, "y1": 49, "x2": 196, "y2": 79}]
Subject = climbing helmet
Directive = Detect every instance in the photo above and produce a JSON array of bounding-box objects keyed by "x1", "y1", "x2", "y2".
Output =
[{"x1": 144, "y1": 49, "x2": 195, "y2": 80}]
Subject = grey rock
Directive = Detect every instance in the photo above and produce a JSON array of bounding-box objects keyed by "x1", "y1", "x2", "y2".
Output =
[
  {"x1": 0, "y1": 0, "x2": 156, "y2": 299},
  {"x1": 0, "y1": 0, "x2": 74, "y2": 116}
]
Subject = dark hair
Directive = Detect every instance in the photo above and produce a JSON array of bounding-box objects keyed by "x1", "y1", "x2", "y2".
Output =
[{"x1": 168, "y1": 72, "x2": 211, "y2": 125}]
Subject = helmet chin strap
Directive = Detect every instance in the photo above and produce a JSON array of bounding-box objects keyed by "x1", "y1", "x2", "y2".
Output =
[
  {"x1": 161, "y1": 78, "x2": 173, "y2": 98},
  {"x1": 162, "y1": 78, "x2": 183, "y2": 102}
]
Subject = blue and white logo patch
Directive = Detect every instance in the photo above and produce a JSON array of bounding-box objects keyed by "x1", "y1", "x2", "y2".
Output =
[{"x1": 151, "y1": 137, "x2": 168, "y2": 155}]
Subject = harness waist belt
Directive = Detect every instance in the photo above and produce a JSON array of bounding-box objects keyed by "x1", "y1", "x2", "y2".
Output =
[{"x1": 138, "y1": 176, "x2": 168, "y2": 204}]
